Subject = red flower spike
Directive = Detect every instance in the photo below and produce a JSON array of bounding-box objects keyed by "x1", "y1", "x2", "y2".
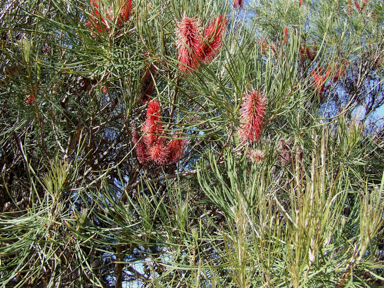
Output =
[
  {"x1": 312, "y1": 66, "x2": 331, "y2": 94},
  {"x1": 117, "y1": 0, "x2": 132, "y2": 26},
  {"x1": 148, "y1": 141, "x2": 169, "y2": 165},
  {"x1": 26, "y1": 94, "x2": 35, "y2": 105},
  {"x1": 132, "y1": 127, "x2": 147, "y2": 164},
  {"x1": 167, "y1": 136, "x2": 188, "y2": 163},
  {"x1": 142, "y1": 100, "x2": 162, "y2": 146},
  {"x1": 176, "y1": 17, "x2": 203, "y2": 73},
  {"x1": 234, "y1": 0, "x2": 244, "y2": 8},
  {"x1": 239, "y1": 90, "x2": 267, "y2": 144},
  {"x1": 283, "y1": 27, "x2": 288, "y2": 44},
  {"x1": 199, "y1": 15, "x2": 228, "y2": 63},
  {"x1": 299, "y1": 0, "x2": 303, "y2": 7},
  {"x1": 25, "y1": 84, "x2": 39, "y2": 105},
  {"x1": 87, "y1": 0, "x2": 132, "y2": 36}
]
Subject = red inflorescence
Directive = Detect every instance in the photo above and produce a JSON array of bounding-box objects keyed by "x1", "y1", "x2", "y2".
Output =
[
  {"x1": 133, "y1": 101, "x2": 187, "y2": 166},
  {"x1": 148, "y1": 140, "x2": 169, "y2": 166},
  {"x1": 176, "y1": 15, "x2": 228, "y2": 73},
  {"x1": 198, "y1": 16, "x2": 228, "y2": 63},
  {"x1": 239, "y1": 90, "x2": 267, "y2": 144},
  {"x1": 312, "y1": 66, "x2": 331, "y2": 94},
  {"x1": 167, "y1": 136, "x2": 188, "y2": 164},
  {"x1": 233, "y1": 0, "x2": 244, "y2": 8},
  {"x1": 142, "y1": 100, "x2": 162, "y2": 146},
  {"x1": 87, "y1": 0, "x2": 132, "y2": 36},
  {"x1": 176, "y1": 17, "x2": 203, "y2": 73},
  {"x1": 25, "y1": 84, "x2": 39, "y2": 105},
  {"x1": 26, "y1": 94, "x2": 35, "y2": 105},
  {"x1": 299, "y1": 0, "x2": 303, "y2": 7}
]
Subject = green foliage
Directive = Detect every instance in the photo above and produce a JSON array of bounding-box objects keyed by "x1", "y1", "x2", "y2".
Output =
[{"x1": 1, "y1": 0, "x2": 384, "y2": 287}]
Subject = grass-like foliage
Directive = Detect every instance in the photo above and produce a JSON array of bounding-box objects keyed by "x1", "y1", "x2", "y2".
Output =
[{"x1": 1, "y1": 0, "x2": 384, "y2": 287}]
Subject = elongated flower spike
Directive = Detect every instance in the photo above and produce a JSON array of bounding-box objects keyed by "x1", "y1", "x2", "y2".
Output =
[
  {"x1": 87, "y1": 0, "x2": 132, "y2": 36},
  {"x1": 167, "y1": 136, "x2": 188, "y2": 163},
  {"x1": 312, "y1": 66, "x2": 331, "y2": 94},
  {"x1": 147, "y1": 138, "x2": 169, "y2": 165},
  {"x1": 199, "y1": 15, "x2": 228, "y2": 63},
  {"x1": 239, "y1": 90, "x2": 267, "y2": 144},
  {"x1": 117, "y1": 0, "x2": 132, "y2": 26},
  {"x1": 176, "y1": 17, "x2": 203, "y2": 73},
  {"x1": 142, "y1": 100, "x2": 163, "y2": 147}
]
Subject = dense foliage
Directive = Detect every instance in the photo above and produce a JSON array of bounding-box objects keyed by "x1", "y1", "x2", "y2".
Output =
[{"x1": 1, "y1": 0, "x2": 384, "y2": 287}]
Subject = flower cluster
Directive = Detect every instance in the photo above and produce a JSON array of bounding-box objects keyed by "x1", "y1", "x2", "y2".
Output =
[
  {"x1": 87, "y1": 0, "x2": 132, "y2": 36},
  {"x1": 133, "y1": 100, "x2": 188, "y2": 165},
  {"x1": 176, "y1": 15, "x2": 228, "y2": 73},
  {"x1": 312, "y1": 66, "x2": 331, "y2": 95},
  {"x1": 239, "y1": 90, "x2": 267, "y2": 144},
  {"x1": 25, "y1": 84, "x2": 39, "y2": 105}
]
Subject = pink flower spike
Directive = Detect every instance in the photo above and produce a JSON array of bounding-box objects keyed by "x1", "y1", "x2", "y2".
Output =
[
  {"x1": 176, "y1": 17, "x2": 203, "y2": 73},
  {"x1": 142, "y1": 100, "x2": 162, "y2": 146},
  {"x1": 199, "y1": 15, "x2": 228, "y2": 63},
  {"x1": 239, "y1": 90, "x2": 267, "y2": 144},
  {"x1": 117, "y1": 0, "x2": 132, "y2": 25},
  {"x1": 148, "y1": 141, "x2": 169, "y2": 165},
  {"x1": 167, "y1": 136, "x2": 188, "y2": 163}
]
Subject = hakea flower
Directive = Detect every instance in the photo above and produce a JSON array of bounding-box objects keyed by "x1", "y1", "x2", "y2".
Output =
[
  {"x1": 233, "y1": 0, "x2": 244, "y2": 8},
  {"x1": 198, "y1": 15, "x2": 228, "y2": 63},
  {"x1": 26, "y1": 94, "x2": 35, "y2": 105},
  {"x1": 246, "y1": 148, "x2": 264, "y2": 163},
  {"x1": 312, "y1": 66, "x2": 331, "y2": 94},
  {"x1": 87, "y1": 0, "x2": 132, "y2": 36},
  {"x1": 147, "y1": 138, "x2": 169, "y2": 165},
  {"x1": 132, "y1": 127, "x2": 147, "y2": 164},
  {"x1": 142, "y1": 100, "x2": 162, "y2": 146},
  {"x1": 282, "y1": 27, "x2": 289, "y2": 45},
  {"x1": 132, "y1": 101, "x2": 187, "y2": 166},
  {"x1": 166, "y1": 136, "x2": 188, "y2": 163},
  {"x1": 176, "y1": 17, "x2": 203, "y2": 73},
  {"x1": 239, "y1": 90, "x2": 267, "y2": 144},
  {"x1": 25, "y1": 84, "x2": 39, "y2": 105}
]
